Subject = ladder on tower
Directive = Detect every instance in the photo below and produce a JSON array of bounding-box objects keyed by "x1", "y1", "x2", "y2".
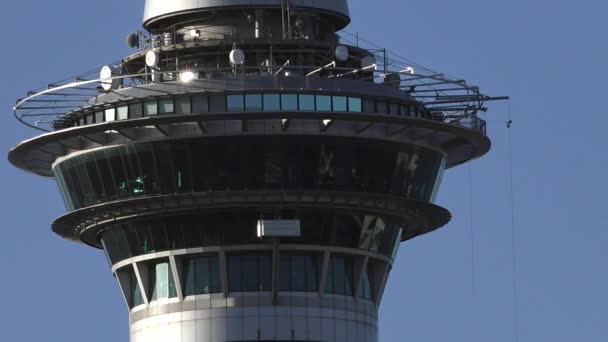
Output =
[{"x1": 281, "y1": 0, "x2": 293, "y2": 39}]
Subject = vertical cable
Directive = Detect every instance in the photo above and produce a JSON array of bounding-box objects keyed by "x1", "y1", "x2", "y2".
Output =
[
  {"x1": 506, "y1": 100, "x2": 520, "y2": 342},
  {"x1": 468, "y1": 163, "x2": 476, "y2": 296}
]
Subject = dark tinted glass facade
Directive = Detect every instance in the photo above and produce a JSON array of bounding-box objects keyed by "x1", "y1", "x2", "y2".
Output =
[
  {"x1": 54, "y1": 137, "x2": 445, "y2": 211},
  {"x1": 183, "y1": 255, "x2": 222, "y2": 296},
  {"x1": 101, "y1": 211, "x2": 403, "y2": 264}
]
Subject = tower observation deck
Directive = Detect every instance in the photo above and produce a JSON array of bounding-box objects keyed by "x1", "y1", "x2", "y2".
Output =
[{"x1": 8, "y1": 1, "x2": 507, "y2": 341}]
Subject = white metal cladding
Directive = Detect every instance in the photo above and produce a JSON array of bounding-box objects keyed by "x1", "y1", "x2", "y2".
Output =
[
  {"x1": 130, "y1": 293, "x2": 378, "y2": 342},
  {"x1": 143, "y1": 0, "x2": 351, "y2": 24}
]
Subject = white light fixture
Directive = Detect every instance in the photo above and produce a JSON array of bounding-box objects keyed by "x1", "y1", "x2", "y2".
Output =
[{"x1": 180, "y1": 71, "x2": 196, "y2": 83}]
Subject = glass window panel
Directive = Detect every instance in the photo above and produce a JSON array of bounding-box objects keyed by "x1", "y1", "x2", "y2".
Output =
[
  {"x1": 344, "y1": 257, "x2": 354, "y2": 296},
  {"x1": 242, "y1": 255, "x2": 259, "y2": 291},
  {"x1": 195, "y1": 256, "x2": 211, "y2": 295},
  {"x1": 209, "y1": 255, "x2": 222, "y2": 293},
  {"x1": 279, "y1": 255, "x2": 290, "y2": 291},
  {"x1": 192, "y1": 96, "x2": 209, "y2": 113},
  {"x1": 117, "y1": 106, "x2": 129, "y2": 120},
  {"x1": 299, "y1": 94, "x2": 315, "y2": 111},
  {"x1": 159, "y1": 99, "x2": 174, "y2": 114},
  {"x1": 144, "y1": 101, "x2": 158, "y2": 116},
  {"x1": 210, "y1": 95, "x2": 227, "y2": 112},
  {"x1": 333, "y1": 256, "x2": 346, "y2": 295},
  {"x1": 316, "y1": 95, "x2": 331, "y2": 111},
  {"x1": 389, "y1": 103, "x2": 399, "y2": 115},
  {"x1": 129, "y1": 103, "x2": 143, "y2": 118},
  {"x1": 78, "y1": 117, "x2": 84, "y2": 126},
  {"x1": 281, "y1": 94, "x2": 298, "y2": 111},
  {"x1": 183, "y1": 257, "x2": 196, "y2": 296},
  {"x1": 245, "y1": 94, "x2": 262, "y2": 112},
  {"x1": 348, "y1": 97, "x2": 362, "y2": 112},
  {"x1": 333, "y1": 96, "x2": 347, "y2": 112},
  {"x1": 227, "y1": 95, "x2": 244, "y2": 112},
  {"x1": 95, "y1": 111, "x2": 104, "y2": 123},
  {"x1": 259, "y1": 255, "x2": 272, "y2": 291},
  {"x1": 290, "y1": 255, "x2": 306, "y2": 292},
  {"x1": 305, "y1": 255, "x2": 318, "y2": 292},
  {"x1": 400, "y1": 105, "x2": 409, "y2": 116},
  {"x1": 150, "y1": 261, "x2": 176, "y2": 301},
  {"x1": 86, "y1": 114, "x2": 94, "y2": 124},
  {"x1": 175, "y1": 97, "x2": 191, "y2": 114},
  {"x1": 325, "y1": 258, "x2": 334, "y2": 294},
  {"x1": 376, "y1": 101, "x2": 388, "y2": 114},
  {"x1": 362, "y1": 99, "x2": 375, "y2": 113},
  {"x1": 130, "y1": 269, "x2": 144, "y2": 308},
  {"x1": 263, "y1": 94, "x2": 280, "y2": 111},
  {"x1": 105, "y1": 108, "x2": 116, "y2": 122},
  {"x1": 228, "y1": 255, "x2": 242, "y2": 292}
]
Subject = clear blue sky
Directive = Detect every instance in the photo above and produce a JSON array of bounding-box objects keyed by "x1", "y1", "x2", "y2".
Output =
[{"x1": 0, "y1": 1, "x2": 606, "y2": 341}]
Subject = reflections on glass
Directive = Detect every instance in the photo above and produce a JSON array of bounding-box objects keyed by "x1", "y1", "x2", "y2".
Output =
[
  {"x1": 54, "y1": 137, "x2": 446, "y2": 212},
  {"x1": 183, "y1": 255, "x2": 221, "y2": 296},
  {"x1": 100, "y1": 211, "x2": 404, "y2": 264}
]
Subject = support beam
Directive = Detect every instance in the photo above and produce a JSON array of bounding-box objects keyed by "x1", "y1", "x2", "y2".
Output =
[
  {"x1": 318, "y1": 251, "x2": 331, "y2": 297},
  {"x1": 374, "y1": 263, "x2": 391, "y2": 309},
  {"x1": 353, "y1": 256, "x2": 369, "y2": 300},
  {"x1": 271, "y1": 238, "x2": 281, "y2": 305},
  {"x1": 196, "y1": 121, "x2": 208, "y2": 134},
  {"x1": 169, "y1": 255, "x2": 184, "y2": 301},
  {"x1": 154, "y1": 124, "x2": 169, "y2": 136},
  {"x1": 218, "y1": 249, "x2": 229, "y2": 298},
  {"x1": 387, "y1": 125, "x2": 409, "y2": 137},
  {"x1": 133, "y1": 262, "x2": 150, "y2": 306},
  {"x1": 116, "y1": 128, "x2": 136, "y2": 140},
  {"x1": 356, "y1": 121, "x2": 375, "y2": 134}
]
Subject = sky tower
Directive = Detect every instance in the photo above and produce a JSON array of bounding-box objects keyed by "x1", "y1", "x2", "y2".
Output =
[{"x1": 9, "y1": 1, "x2": 507, "y2": 341}]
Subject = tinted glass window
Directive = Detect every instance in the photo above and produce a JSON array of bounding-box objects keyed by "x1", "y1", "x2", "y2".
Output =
[
  {"x1": 86, "y1": 114, "x2": 94, "y2": 124},
  {"x1": 159, "y1": 99, "x2": 174, "y2": 114},
  {"x1": 281, "y1": 94, "x2": 297, "y2": 111},
  {"x1": 175, "y1": 97, "x2": 191, "y2": 114},
  {"x1": 263, "y1": 94, "x2": 280, "y2": 111},
  {"x1": 129, "y1": 103, "x2": 143, "y2": 118},
  {"x1": 210, "y1": 95, "x2": 227, "y2": 112},
  {"x1": 348, "y1": 97, "x2": 361, "y2": 112},
  {"x1": 245, "y1": 94, "x2": 262, "y2": 112},
  {"x1": 117, "y1": 106, "x2": 129, "y2": 120},
  {"x1": 227, "y1": 95, "x2": 244, "y2": 112},
  {"x1": 227, "y1": 254, "x2": 272, "y2": 292},
  {"x1": 333, "y1": 96, "x2": 347, "y2": 112},
  {"x1": 183, "y1": 255, "x2": 220, "y2": 296},
  {"x1": 362, "y1": 99, "x2": 375, "y2": 113},
  {"x1": 316, "y1": 95, "x2": 331, "y2": 111},
  {"x1": 192, "y1": 96, "x2": 209, "y2": 113},
  {"x1": 95, "y1": 111, "x2": 104, "y2": 123},
  {"x1": 299, "y1": 95, "x2": 315, "y2": 111},
  {"x1": 376, "y1": 101, "x2": 388, "y2": 114},
  {"x1": 144, "y1": 101, "x2": 158, "y2": 116}
]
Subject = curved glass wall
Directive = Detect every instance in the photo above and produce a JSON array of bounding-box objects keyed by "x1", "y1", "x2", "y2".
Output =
[
  {"x1": 54, "y1": 136, "x2": 446, "y2": 211},
  {"x1": 101, "y1": 211, "x2": 403, "y2": 265}
]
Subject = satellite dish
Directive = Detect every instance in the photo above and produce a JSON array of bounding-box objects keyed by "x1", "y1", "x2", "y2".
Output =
[
  {"x1": 229, "y1": 49, "x2": 245, "y2": 65},
  {"x1": 126, "y1": 32, "x2": 139, "y2": 49},
  {"x1": 100, "y1": 66, "x2": 120, "y2": 91},
  {"x1": 383, "y1": 72, "x2": 401, "y2": 89},
  {"x1": 361, "y1": 55, "x2": 376, "y2": 70},
  {"x1": 146, "y1": 50, "x2": 159, "y2": 68},
  {"x1": 335, "y1": 45, "x2": 349, "y2": 62}
]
